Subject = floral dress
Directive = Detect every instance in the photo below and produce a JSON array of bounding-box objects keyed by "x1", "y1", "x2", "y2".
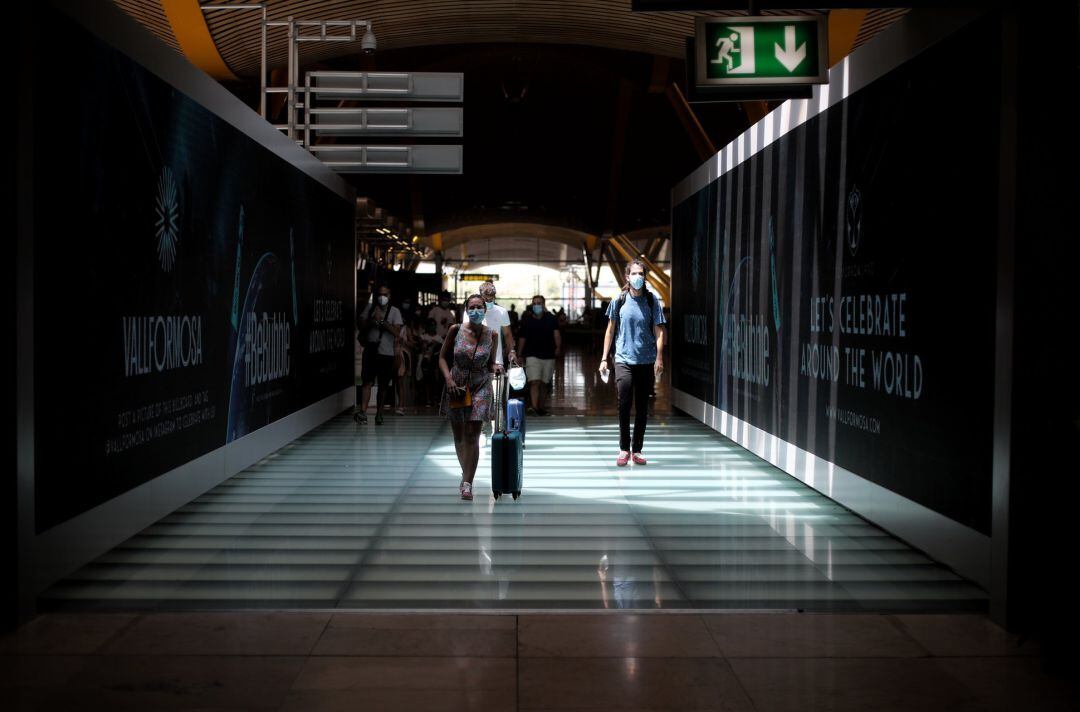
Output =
[{"x1": 440, "y1": 325, "x2": 495, "y2": 423}]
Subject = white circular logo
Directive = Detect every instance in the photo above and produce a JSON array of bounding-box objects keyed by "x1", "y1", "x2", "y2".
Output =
[{"x1": 154, "y1": 166, "x2": 180, "y2": 271}]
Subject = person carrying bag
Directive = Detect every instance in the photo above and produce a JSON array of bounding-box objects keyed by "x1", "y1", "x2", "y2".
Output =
[{"x1": 439, "y1": 294, "x2": 496, "y2": 500}]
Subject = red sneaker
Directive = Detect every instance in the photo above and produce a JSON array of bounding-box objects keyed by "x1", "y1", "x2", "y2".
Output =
[
  {"x1": 616, "y1": 451, "x2": 630, "y2": 467},
  {"x1": 632, "y1": 453, "x2": 647, "y2": 466}
]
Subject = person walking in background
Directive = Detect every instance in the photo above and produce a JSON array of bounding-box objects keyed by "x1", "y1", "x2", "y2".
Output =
[
  {"x1": 508, "y1": 303, "x2": 520, "y2": 335},
  {"x1": 440, "y1": 294, "x2": 497, "y2": 501},
  {"x1": 429, "y1": 290, "x2": 457, "y2": 341},
  {"x1": 393, "y1": 308, "x2": 414, "y2": 416},
  {"x1": 355, "y1": 285, "x2": 403, "y2": 425},
  {"x1": 399, "y1": 296, "x2": 416, "y2": 325},
  {"x1": 517, "y1": 294, "x2": 561, "y2": 416},
  {"x1": 418, "y1": 316, "x2": 444, "y2": 407},
  {"x1": 599, "y1": 260, "x2": 665, "y2": 465}
]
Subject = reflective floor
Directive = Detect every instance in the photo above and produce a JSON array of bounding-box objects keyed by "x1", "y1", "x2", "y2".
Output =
[{"x1": 43, "y1": 411, "x2": 987, "y2": 612}]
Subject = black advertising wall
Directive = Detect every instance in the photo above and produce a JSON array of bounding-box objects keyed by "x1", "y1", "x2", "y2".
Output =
[
  {"x1": 671, "y1": 181, "x2": 718, "y2": 403},
  {"x1": 673, "y1": 18, "x2": 998, "y2": 534},
  {"x1": 32, "y1": 4, "x2": 354, "y2": 534}
]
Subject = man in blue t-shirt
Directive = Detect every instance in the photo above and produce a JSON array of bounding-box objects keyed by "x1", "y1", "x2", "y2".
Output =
[{"x1": 599, "y1": 260, "x2": 666, "y2": 466}]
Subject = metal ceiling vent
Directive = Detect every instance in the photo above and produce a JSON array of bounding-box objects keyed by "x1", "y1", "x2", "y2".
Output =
[{"x1": 201, "y1": 4, "x2": 463, "y2": 175}]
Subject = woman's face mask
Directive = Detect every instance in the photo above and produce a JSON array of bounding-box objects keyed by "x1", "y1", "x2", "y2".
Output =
[
  {"x1": 402, "y1": 301, "x2": 411, "y2": 310},
  {"x1": 532, "y1": 305, "x2": 543, "y2": 316},
  {"x1": 377, "y1": 295, "x2": 389, "y2": 306},
  {"x1": 629, "y1": 274, "x2": 645, "y2": 290},
  {"x1": 467, "y1": 308, "x2": 485, "y2": 324}
]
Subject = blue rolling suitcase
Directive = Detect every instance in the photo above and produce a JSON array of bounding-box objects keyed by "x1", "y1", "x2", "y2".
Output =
[
  {"x1": 491, "y1": 375, "x2": 523, "y2": 501},
  {"x1": 507, "y1": 397, "x2": 526, "y2": 445}
]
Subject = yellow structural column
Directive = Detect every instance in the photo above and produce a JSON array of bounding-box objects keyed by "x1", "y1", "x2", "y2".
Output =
[
  {"x1": 828, "y1": 10, "x2": 869, "y2": 68},
  {"x1": 161, "y1": 0, "x2": 238, "y2": 81}
]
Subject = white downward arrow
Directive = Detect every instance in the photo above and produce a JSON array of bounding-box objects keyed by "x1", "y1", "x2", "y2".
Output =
[{"x1": 774, "y1": 26, "x2": 806, "y2": 72}]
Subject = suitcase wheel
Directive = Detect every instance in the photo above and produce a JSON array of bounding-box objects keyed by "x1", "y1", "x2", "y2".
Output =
[
  {"x1": 493, "y1": 492, "x2": 501, "y2": 500},
  {"x1": 512, "y1": 491, "x2": 521, "y2": 500}
]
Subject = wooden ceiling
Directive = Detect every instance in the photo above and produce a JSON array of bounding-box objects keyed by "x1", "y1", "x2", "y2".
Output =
[
  {"x1": 110, "y1": 1, "x2": 911, "y2": 242},
  {"x1": 115, "y1": 1, "x2": 905, "y2": 78}
]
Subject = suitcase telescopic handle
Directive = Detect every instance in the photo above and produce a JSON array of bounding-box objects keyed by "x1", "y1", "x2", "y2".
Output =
[{"x1": 493, "y1": 373, "x2": 507, "y2": 432}]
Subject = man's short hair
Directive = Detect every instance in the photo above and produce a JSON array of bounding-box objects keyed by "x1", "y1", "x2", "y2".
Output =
[{"x1": 532, "y1": 294, "x2": 546, "y2": 304}]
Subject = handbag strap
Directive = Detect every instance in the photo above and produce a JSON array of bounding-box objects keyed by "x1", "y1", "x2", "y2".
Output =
[{"x1": 454, "y1": 326, "x2": 483, "y2": 386}]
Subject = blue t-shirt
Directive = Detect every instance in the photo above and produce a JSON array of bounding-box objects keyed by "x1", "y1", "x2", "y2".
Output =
[{"x1": 606, "y1": 291, "x2": 666, "y2": 365}]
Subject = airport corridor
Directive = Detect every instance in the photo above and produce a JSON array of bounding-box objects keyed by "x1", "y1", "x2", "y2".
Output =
[{"x1": 43, "y1": 401, "x2": 985, "y2": 612}]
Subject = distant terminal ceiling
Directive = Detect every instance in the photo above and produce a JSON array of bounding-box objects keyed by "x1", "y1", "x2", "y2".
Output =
[
  {"x1": 115, "y1": 1, "x2": 908, "y2": 78},
  {"x1": 431, "y1": 223, "x2": 669, "y2": 269}
]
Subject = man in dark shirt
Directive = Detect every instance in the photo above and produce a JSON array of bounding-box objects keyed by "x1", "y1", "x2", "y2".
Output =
[
  {"x1": 516, "y1": 294, "x2": 561, "y2": 415},
  {"x1": 508, "y1": 303, "x2": 520, "y2": 333}
]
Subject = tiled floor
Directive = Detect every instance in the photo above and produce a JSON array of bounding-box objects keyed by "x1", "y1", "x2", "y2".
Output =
[
  {"x1": 16, "y1": 346, "x2": 1066, "y2": 709},
  {"x1": 2, "y1": 611, "x2": 1072, "y2": 711},
  {"x1": 42, "y1": 412, "x2": 986, "y2": 612}
]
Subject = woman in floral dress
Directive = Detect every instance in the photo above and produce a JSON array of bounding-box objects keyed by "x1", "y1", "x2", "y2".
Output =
[{"x1": 439, "y1": 294, "x2": 497, "y2": 500}]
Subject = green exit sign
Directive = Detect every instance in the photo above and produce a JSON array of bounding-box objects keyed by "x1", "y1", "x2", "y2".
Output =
[{"x1": 695, "y1": 16, "x2": 828, "y2": 87}]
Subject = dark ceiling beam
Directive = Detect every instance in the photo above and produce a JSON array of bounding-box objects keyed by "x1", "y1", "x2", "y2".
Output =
[
  {"x1": 603, "y1": 241, "x2": 628, "y2": 290},
  {"x1": 665, "y1": 82, "x2": 717, "y2": 162},
  {"x1": 741, "y1": 100, "x2": 770, "y2": 126},
  {"x1": 581, "y1": 242, "x2": 597, "y2": 299},
  {"x1": 645, "y1": 234, "x2": 667, "y2": 264},
  {"x1": 605, "y1": 78, "x2": 635, "y2": 235},
  {"x1": 648, "y1": 55, "x2": 671, "y2": 94}
]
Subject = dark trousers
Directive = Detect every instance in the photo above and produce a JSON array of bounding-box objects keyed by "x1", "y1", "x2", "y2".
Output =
[{"x1": 615, "y1": 362, "x2": 653, "y2": 453}]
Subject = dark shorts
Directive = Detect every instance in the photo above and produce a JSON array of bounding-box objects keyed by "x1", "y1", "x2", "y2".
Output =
[{"x1": 361, "y1": 349, "x2": 395, "y2": 386}]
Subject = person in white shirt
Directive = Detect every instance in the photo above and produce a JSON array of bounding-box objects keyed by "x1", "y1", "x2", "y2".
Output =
[
  {"x1": 355, "y1": 285, "x2": 404, "y2": 425},
  {"x1": 428, "y1": 290, "x2": 457, "y2": 341},
  {"x1": 461, "y1": 281, "x2": 515, "y2": 374}
]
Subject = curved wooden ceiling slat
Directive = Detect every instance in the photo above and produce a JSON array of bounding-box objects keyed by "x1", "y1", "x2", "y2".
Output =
[
  {"x1": 113, "y1": 0, "x2": 182, "y2": 53},
  {"x1": 853, "y1": 8, "x2": 909, "y2": 51},
  {"x1": 199, "y1": 0, "x2": 828, "y2": 77},
  {"x1": 112, "y1": 2, "x2": 905, "y2": 83}
]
